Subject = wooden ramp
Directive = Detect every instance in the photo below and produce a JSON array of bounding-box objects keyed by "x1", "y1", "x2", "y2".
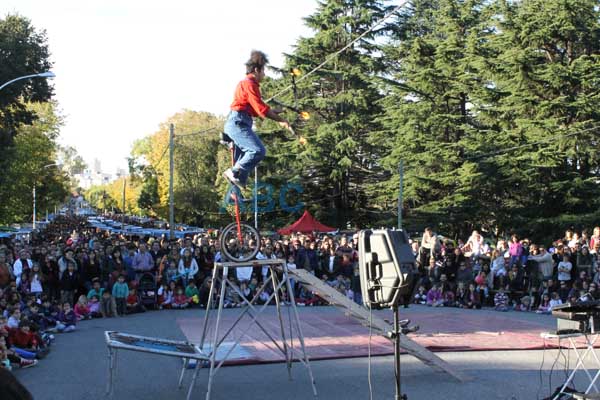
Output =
[{"x1": 287, "y1": 268, "x2": 470, "y2": 382}]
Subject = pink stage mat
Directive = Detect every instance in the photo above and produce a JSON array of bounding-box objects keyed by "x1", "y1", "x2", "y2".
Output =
[{"x1": 177, "y1": 307, "x2": 589, "y2": 365}]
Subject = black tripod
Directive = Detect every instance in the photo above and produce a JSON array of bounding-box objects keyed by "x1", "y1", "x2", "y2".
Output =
[{"x1": 391, "y1": 306, "x2": 408, "y2": 400}]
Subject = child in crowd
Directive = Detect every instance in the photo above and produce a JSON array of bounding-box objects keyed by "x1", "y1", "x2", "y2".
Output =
[
  {"x1": 413, "y1": 285, "x2": 427, "y2": 305},
  {"x1": 223, "y1": 285, "x2": 240, "y2": 308},
  {"x1": 185, "y1": 281, "x2": 200, "y2": 307},
  {"x1": 466, "y1": 283, "x2": 481, "y2": 309},
  {"x1": 126, "y1": 288, "x2": 146, "y2": 314},
  {"x1": 101, "y1": 290, "x2": 117, "y2": 318},
  {"x1": 172, "y1": 287, "x2": 189, "y2": 309},
  {"x1": 426, "y1": 284, "x2": 443, "y2": 307},
  {"x1": 88, "y1": 295, "x2": 102, "y2": 318},
  {"x1": 55, "y1": 302, "x2": 76, "y2": 333},
  {"x1": 112, "y1": 275, "x2": 129, "y2": 316},
  {"x1": 29, "y1": 264, "x2": 44, "y2": 298},
  {"x1": 455, "y1": 282, "x2": 467, "y2": 308},
  {"x1": 515, "y1": 295, "x2": 532, "y2": 312},
  {"x1": 442, "y1": 288, "x2": 455, "y2": 307},
  {"x1": 157, "y1": 283, "x2": 170, "y2": 309},
  {"x1": 7, "y1": 308, "x2": 21, "y2": 329},
  {"x1": 8, "y1": 321, "x2": 49, "y2": 359},
  {"x1": 494, "y1": 288, "x2": 509, "y2": 312},
  {"x1": 549, "y1": 292, "x2": 563, "y2": 311},
  {"x1": 536, "y1": 293, "x2": 552, "y2": 314},
  {"x1": 86, "y1": 278, "x2": 105, "y2": 300},
  {"x1": 74, "y1": 295, "x2": 92, "y2": 320}
]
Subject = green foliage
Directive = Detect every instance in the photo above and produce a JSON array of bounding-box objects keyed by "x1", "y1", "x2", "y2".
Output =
[
  {"x1": 0, "y1": 102, "x2": 69, "y2": 224},
  {"x1": 0, "y1": 14, "x2": 53, "y2": 147}
]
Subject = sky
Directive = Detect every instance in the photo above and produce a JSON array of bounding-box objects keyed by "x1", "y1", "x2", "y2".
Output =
[{"x1": 1, "y1": 0, "x2": 317, "y2": 173}]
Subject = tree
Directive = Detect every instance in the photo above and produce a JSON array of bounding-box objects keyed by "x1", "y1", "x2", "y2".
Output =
[
  {"x1": 377, "y1": 0, "x2": 495, "y2": 237},
  {"x1": 261, "y1": 0, "x2": 389, "y2": 228},
  {"x1": 0, "y1": 14, "x2": 53, "y2": 147},
  {"x1": 476, "y1": 0, "x2": 600, "y2": 239},
  {"x1": 0, "y1": 102, "x2": 69, "y2": 224}
]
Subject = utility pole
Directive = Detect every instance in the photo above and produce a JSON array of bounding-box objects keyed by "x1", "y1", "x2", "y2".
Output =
[
  {"x1": 122, "y1": 178, "x2": 126, "y2": 231},
  {"x1": 169, "y1": 123, "x2": 175, "y2": 239},
  {"x1": 398, "y1": 160, "x2": 403, "y2": 230},
  {"x1": 32, "y1": 185, "x2": 36, "y2": 230}
]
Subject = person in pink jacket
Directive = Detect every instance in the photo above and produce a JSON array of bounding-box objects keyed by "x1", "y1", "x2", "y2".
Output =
[{"x1": 508, "y1": 234, "x2": 523, "y2": 268}]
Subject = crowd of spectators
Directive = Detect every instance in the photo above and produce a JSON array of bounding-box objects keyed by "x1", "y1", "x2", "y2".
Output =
[
  {"x1": 4, "y1": 212, "x2": 599, "y2": 378},
  {"x1": 0, "y1": 215, "x2": 362, "y2": 373},
  {"x1": 411, "y1": 227, "x2": 600, "y2": 313}
]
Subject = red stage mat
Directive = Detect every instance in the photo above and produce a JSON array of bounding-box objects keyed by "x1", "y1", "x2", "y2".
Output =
[{"x1": 177, "y1": 306, "x2": 581, "y2": 365}]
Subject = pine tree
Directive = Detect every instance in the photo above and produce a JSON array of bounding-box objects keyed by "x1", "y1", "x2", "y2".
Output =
[
  {"x1": 378, "y1": 0, "x2": 494, "y2": 236},
  {"x1": 262, "y1": 0, "x2": 389, "y2": 227}
]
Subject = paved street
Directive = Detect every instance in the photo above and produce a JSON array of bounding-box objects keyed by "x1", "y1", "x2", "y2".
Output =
[{"x1": 14, "y1": 307, "x2": 588, "y2": 400}]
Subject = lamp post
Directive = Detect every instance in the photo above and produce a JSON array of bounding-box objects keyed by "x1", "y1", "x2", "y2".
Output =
[{"x1": 0, "y1": 71, "x2": 55, "y2": 92}]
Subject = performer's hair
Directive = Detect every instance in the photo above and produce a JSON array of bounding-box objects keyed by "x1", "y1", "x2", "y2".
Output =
[{"x1": 245, "y1": 50, "x2": 269, "y2": 74}]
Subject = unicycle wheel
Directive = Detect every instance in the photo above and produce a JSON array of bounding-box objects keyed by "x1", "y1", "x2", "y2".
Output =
[{"x1": 219, "y1": 222, "x2": 261, "y2": 262}]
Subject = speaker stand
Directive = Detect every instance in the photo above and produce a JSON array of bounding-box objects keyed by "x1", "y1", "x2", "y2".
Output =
[{"x1": 392, "y1": 305, "x2": 408, "y2": 400}]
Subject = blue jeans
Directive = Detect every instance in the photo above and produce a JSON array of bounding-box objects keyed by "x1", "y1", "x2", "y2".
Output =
[{"x1": 224, "y1": 111, "x2": 265, "y2": 185}]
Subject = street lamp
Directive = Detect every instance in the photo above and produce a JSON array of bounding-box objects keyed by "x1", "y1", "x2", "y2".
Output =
[
  {"x1": 33, "y1": 163, "x2": 61, "y2": 230},
  {"x1": 0, "y1": 71, "x2": 56, "y2": 91}
]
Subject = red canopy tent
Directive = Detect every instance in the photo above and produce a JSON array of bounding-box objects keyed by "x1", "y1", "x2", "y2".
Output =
[{"x1": 277, "y1": 210, "x2": 336, "y2": 235}]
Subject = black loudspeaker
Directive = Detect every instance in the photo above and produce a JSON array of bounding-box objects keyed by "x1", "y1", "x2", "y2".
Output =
[{"x1": 359, "y1": 229, "x2": 415, "y2": 310}]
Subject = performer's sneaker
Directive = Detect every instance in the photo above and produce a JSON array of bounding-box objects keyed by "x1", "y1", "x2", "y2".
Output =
[{"x1": 223, "y1": 168, "x2": 246, "y2": 190}]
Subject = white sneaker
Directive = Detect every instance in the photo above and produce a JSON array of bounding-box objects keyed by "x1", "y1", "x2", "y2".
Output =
[{"x1": 223, "y1": 168, "x2": 245, "y2": 190}]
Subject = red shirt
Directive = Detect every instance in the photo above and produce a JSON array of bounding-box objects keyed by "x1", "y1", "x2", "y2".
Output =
[{"x1": 230, "y1": 74, "x2": 270, "y2": 118}]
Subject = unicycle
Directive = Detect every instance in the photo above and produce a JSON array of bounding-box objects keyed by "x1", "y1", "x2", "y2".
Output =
[{"x1": 219, "y1": 132, "x2": 261, "y2": 262}]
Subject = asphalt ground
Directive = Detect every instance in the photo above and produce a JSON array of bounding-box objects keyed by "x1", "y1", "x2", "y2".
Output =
[{"x1": 13, "y1": 306, "x2": 596, "y2": 400}]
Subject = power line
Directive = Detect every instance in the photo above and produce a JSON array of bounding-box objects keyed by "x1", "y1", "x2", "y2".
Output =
[
  {"x1": 174, "y1": 126, "x2": 221, "y2": 138},
  {"x1": 266, "y1": 0, "x2": 410, "y2": 103}
]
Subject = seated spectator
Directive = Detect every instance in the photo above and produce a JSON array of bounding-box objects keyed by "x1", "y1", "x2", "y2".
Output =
[
  {"x1": 55, "y1": 303, "x2": 76, "y2": 333},
  {"x1": 536, "y1": 293, "x2": 552, "y2": 314},
  {"x1": 125, "y1": 288, "x2": 146, "y2": 314},
  {"x1": 494, "y1": 288, "x2": 509, "y2": 312},
  {"x1": 455, "y1": 282, "x2": 467, "y2": 308},
  {"x1": 466, "y1": 283, "x2": 481, "y2": 309},
  {"x1": 549, "y1": 292, "x2": 563, "y2": 311},
  {"x1": 8, "y1": 321, "x2": 49, "y2": 359},
  {"x1": 184, "y1": 281, "x2": 200, "y2": 307},
  {"x1": 172, "y1": 287, "x2": 189, "y2": 309},
  {"x1": 442, "y1": 289, "x2": 455, "y2": 307},
  {"x1": 413, "y1": 285, "x2": 427, "y2": 305},
  {"x1": 557, "y1": 281, "x2": 571, "y2": 303},
  {"x1": 88, "y1": 295, "x2": 102, "y2": 318},
  {"x1": 426, "y1": 284, "x2": 443, "y2": 307},
  {"x1": 515, "y1": 295, "x2": 532, "y2": 312},
  {"x1": 74, "y1": 295, "x2": 91, "y2": 321}
]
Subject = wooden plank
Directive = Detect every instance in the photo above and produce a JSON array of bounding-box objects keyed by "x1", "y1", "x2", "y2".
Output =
[{"x1": 287, "y1": 268, "x2": 471, "y2": 382}]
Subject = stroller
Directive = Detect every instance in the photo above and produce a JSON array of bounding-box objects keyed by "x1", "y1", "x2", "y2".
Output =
[{"x1": 138, "y1": 272, "x2": 158, "y2": 310}]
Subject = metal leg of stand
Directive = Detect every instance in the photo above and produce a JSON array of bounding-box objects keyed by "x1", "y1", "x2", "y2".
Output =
[
  {"x1": 284, "y1": 265, "x2": 318, "y2": 397},
  {"x1": 272, "y1": 267, "x2": 292, "y2": 380},
  {"x1": 200, "y1": 265, "x2": 219, "y2": 350},
  {"x1": 178, "y1": 358, "x2": 188, "y2": 389},
  {"x1": 206, "y1": 265, "x2": 228, "y2": 400},
  {"x1": 106, "y1": 347, "x2": 114, "y2": 397},
  {"x1": 186, "y1": 359, "x2": 201, "y2": 400}
]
